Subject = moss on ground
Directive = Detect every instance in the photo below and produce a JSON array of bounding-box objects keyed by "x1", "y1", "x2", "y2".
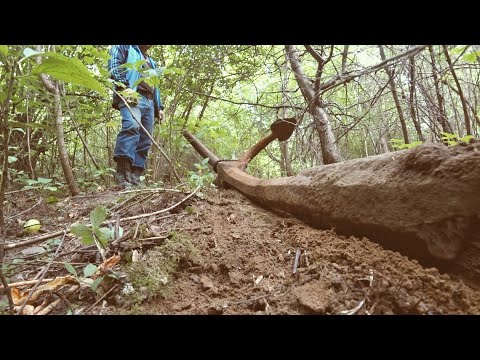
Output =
[{"x1": 124, "y1": 231, "x2": 199, "y2": 305}]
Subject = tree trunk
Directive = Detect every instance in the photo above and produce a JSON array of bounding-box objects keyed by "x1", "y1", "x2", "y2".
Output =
[
  {"x1": 279, "y1": 141, "x2": 293, "y2": 176},
  {"x1": 52, "y1": 84, "x2": 79, "y2": 196},
  {"x1": 36, "y1": 46, "x2": 79, "y2": 196},
  {"x1": 285, "y1": 45, "x2": 342, "y2": 164},
  {"x1": 408, "y1": 52, "x2": 424, "y2": 141},
  {"x1": 442, "y1": 45, "x2": 472, "y2": 135},
  {"x1": 378, "y1": 127, "x2": 390, "y2": 153},
  {"x1": 378, "y1": 46, "x2": 410, "y2": 144},
  {"x1": 341, "y1": 45, "x2": 349, "y2": 74},
  {"x1": 427, "y1": 46, "x2": 453, "y2": 134}
]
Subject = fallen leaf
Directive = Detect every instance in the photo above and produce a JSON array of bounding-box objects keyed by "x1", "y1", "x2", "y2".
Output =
[
  {"x1": 21, "y1": 246, "x2": 47, "y2": 256},
  {"x1": 97, "y1": 255, "x2": 121, "y2": 273},
  {"x1": 12, "y1": 276, "x2": 79, "y2": 306},
  {"x1": 11, "y1": 288, "x2": 23, "y2": 306},
  {"x1": 15, "y1": 304, "x2": 34, "y2": 315},
  {"x1": 149, "y1": 225, "x2": 163, "y2": 236}
]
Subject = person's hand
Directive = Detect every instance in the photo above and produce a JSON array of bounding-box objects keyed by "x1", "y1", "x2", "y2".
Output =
[{"x1": 157, "y1": 109, "x2": 164, "y2": 124}]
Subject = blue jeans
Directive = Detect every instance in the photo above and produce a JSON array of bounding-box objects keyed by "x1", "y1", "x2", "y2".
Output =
[{"x1": 113, "y1": 95, "x2": 154, "y2": 170}]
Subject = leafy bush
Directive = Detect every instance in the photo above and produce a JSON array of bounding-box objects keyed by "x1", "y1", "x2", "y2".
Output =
[{"x1": 390, "y1": 139, "x2": 423, "y2": 150}]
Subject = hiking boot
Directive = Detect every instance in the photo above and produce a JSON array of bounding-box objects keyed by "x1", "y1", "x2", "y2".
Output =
[
  {"x1": 130, "y1": 166, "x2": 144, "y2": 186},
  {"x1": 115, "y1": 158, "x2": 133, "y2": 189}
]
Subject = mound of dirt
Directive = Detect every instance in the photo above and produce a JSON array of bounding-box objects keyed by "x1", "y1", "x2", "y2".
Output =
[{"x1": 114, "y1": 189, "x2": 480, "y2": 315}]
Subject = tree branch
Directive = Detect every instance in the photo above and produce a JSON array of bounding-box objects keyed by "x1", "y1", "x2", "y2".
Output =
[
  {"x1": 319, "y1": 45, "x2": 428, "y2": 94},
  {"x1": 163, "y1": 77, "x2": 303, "y2": 110}
]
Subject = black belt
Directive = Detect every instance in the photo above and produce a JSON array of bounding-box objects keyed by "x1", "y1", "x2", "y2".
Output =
[{"x1": 138, "y1": 89, "x2": 154, "y2": 100}]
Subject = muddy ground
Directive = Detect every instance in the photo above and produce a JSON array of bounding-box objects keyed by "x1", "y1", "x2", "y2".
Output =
[{"x1": 2, "y1": 186, "x2": 480, "y2": 315}]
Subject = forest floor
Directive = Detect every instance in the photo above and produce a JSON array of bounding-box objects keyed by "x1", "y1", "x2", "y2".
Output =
[{"x1": 2, "y1": 185, "x2": 480, "y2": 315}]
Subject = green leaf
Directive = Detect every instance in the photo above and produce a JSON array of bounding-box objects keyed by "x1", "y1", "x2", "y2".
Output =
[
  {"x1": 185, "y1": 206, "x2": 195, "y2": 215},
  {"x1": 119, "y1": 60, "x2": 146, "y2": 71},
  {"x1": 8, "y1": 156, "x2": 17, "y2": 164},
  {"x1": 70, "y1": 223, "x2": 94, "y2": 245},
  {"x1": 81, "y1": 278, "x2": 94, "y2": 285},
  {"x1": 37, "y1": 177, "x2": 52, "y2": 184},
  {"x1": 105, "y1": 120, "x2": 118, "y2": 128},
  {"x1": 449, "y1": 46, "x2": 468, "y2": 55},
  {"x1": 91, "y1": 276, "x2": 104, "y2": 292},
  {"x1": 459, "y1": 135, "x2": 475, "y2": 143},
  {"x1": 462, "y1": 52, "x2": 478, "y2": 63},
  {"x1": 0, "y1": 45, "x2": 7, "y2": 57},
  {"x1": 8, "y1": 120, "x2": 54, "y2": 131},
  {"x1": 83, "y1": 56, "x2": 94, "y2": 65},
  {"x1": 45, "y1": 186, "x2": 58, "y2": 192},
  {"x1": 47, "y1": 238, "x2": 61, "y2": 246},
  {"x1": 26, "y1": 179, "x2": 39, "y2": 185},
  {"x1": 83, "y1": 263, "x2": 97, "y2": 278},
  {"x1": 64, "y1": 262, "x2": 77, "y2": 276},
  {"x1": 201, "y1": 157, "x2": 210, "y2": 165},
  {"x1": 94, "y1": 227, "x2": 112, "y2": 247},
  {"x1": 31, "y1": 57, "x2": 105, "y2": 95},
  {"x1": 12, "y1": 127, "x2": 26, "y2": 134},
  {"x1": 90, "y1": 206, "x2": 107, "y2": 228}
]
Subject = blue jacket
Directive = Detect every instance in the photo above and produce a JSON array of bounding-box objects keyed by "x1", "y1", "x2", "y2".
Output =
[{"x1": 108, "y1": 45, "x2": 164, "y2": 112}]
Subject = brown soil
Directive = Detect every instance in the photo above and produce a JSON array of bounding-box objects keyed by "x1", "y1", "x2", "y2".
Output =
[{"x1": 3, "y1": 187, "x2": 480, "y2": 315}]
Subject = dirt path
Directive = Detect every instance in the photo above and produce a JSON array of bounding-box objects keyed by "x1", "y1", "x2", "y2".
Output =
[{"x1": 3, "y1": 188, "x2": 480, "y2": 315}]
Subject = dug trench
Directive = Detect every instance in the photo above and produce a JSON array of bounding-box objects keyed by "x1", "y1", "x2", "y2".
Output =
[{"x1": 122, "y1": 188, "x2": 480, "y2": 314}]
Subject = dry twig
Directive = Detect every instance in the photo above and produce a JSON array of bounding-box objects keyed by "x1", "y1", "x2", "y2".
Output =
[
  {"x1": 16, "y1": 229, "x2": 67, "y2": 314},
  {"x1": 76, "y1": 285, "x2": 118, "y2": 315},
  {"x1": 36, "y1": 285, "x2": 79, "y2": 315},
  {"x1": 293, "y1": 248, "x2": 301, "y2": 274},
  {"x1": 0, "y1": 278, "x2": 54, "y2": 290},
  {"x1": 6, "y1": 199, "x2": 42, "y2": 221}
]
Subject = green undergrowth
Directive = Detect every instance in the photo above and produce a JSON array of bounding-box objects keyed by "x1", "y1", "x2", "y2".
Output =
[{"x1": 123, "y1": 231, "x2": 200, "y2": 307}]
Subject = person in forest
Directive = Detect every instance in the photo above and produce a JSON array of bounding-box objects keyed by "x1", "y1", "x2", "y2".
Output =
[{"x1": 108, "y1": 45, "x2": 165, "y2": 189}]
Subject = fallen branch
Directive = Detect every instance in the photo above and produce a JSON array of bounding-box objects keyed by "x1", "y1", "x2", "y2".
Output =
[
  {"x1": 137, "y1": 236, "x2": 167, "y2": 242},
  {"x1": 6, "y1": 199, "x2": 42, "y2": 221},
  {"x1": 5, "y1": 230, "x2": 65, "y2": 250},
  {"x1": 0, "y1": 278, "x2": 54, "y2": 290},
  {"x1": 116, "y1": 185, "x2": 200, "y2": 222},
  {"x1": 293, "y1": 248, "x2": 301, "y2": 274},
  {"x1": 5, "y1": 188, "x2": 32, "y2": 195},
  {"x1": 36, "y1": 285, "x2": 79, "y2": 315},
  {"x1": 118, "y1": 187, "x2": 184, "y2": 195},
  {"x1": 108, "y1": 193, "x2": 137, "y2": 213},
  {"x1": 6, "y1": 187, "x2": 198, "y2": 252},
  {"x1": 111, "y1": 229, "x2": 132, "y2": 246},
  {"x1": 76, "y1": 284, "x2": 118, "y2": 315}
]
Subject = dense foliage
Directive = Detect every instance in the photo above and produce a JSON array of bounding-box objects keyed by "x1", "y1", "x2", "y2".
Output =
[{"x1": 1, "y1": 45, "x2": 478, "y2": 194}]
